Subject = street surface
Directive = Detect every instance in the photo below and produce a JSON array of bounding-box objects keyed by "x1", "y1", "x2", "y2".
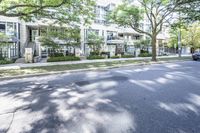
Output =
[{"x1": 0, "y1": 61, "x2": 200, "y2": 133}]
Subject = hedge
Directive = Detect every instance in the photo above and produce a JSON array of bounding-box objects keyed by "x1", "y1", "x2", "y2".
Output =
[
  {"x1": 49, "y1": 53, "x2": 64, "y2": 57},
  {"x1": 87, "y1": 55, "x2": 105, "y2": 60},
  {"x1": 138, "y1": 53, "x2": 152, "y2": 57},
  {"x1": 0, "y1": 60, "x2": 13, "y2": 65},
  {"x1": 47, "y1": 56, "x2": 80, "y2": 62},
  {"x1": 90, "y1": 51, "x2": 100, "y2": 56},
  {"x1": 121, "y1": 55, "x2": 134, "y2": 58},
  {"x1": 111, "y1": 56, "x2": 120, "y2": 59}
]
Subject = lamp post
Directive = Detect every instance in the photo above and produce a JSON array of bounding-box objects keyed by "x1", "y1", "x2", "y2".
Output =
[{"x1": 178, "y1": 29, "x2": 181, "y2": 57}]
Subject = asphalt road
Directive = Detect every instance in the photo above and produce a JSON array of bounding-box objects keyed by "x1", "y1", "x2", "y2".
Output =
[{"x1": 0, "y1": 61, "x2": 200, "y2": 133}]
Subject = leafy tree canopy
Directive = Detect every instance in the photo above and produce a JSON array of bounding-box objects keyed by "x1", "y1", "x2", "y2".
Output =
[
  {"x1": 87, "y1": 32, "x2": 104, "y2": 52},
  {"x1": 177, "y1": 0, "x2": 200, "y2": 21},
  {"x1": 168, "y1": 22, "x2": 200, "y2": 49},
  {"x1": 40, "y1": 27, "x2": 81, "y2": 48},
  {"x1": 0, "y1": 0, "x2": 95, "y2": 25}
]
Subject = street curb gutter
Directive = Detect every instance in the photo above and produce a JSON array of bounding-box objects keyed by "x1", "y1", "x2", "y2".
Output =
[{"x1": 0, "y1": 60, "x2": 191, "y2": 81}]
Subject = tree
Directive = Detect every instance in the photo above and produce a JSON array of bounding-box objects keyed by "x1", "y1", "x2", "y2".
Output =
[
  {"x1": 169, "y1": 22, "x2": 200, "y2": 53},
  {"x1": 0, "y1": 0, "x2": 95, "y2": 24},
  {"x1": 183, "y1": 22, "x2": 200, "y2": 50},
  {"x1": 135, "y1": 39, "x2": 151, "y2": 52},
  {"x1": 178, "y1": 0, "x2": 200, "y2": 21},
  {"x1": 39, "y1": 27, "x2": 81, "y2": 55},
  {"x1": 168, "y1": 22, "x2": 187, "y2": 48},
  {"x1": 109, "y1": 0, "x2": 194, "y2": 61},
  {"x1": 57, "y1": 27, "x2": 81, "y2": 55},
  {"x1": 87, "y1": 32, "x2": 104, "y2": 53}
]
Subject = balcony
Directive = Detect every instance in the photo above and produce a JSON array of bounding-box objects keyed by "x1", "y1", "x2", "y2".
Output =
[{"x1": 106, "y1": 36, "x2": 125, "y2": 45}]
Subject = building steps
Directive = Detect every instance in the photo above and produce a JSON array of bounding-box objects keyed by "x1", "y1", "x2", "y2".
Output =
[{"x1": 15, "y1": 58, "x2": 25, "y2": 63}]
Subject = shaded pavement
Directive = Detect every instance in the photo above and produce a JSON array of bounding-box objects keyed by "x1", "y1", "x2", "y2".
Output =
[{"x1": 0, "y1": 61, "x2": 200, "y2": 133}]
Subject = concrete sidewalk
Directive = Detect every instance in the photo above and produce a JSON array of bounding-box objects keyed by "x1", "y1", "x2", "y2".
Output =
[{"x1": 0, "y1": 55, "x2": 191, "y2": 70}]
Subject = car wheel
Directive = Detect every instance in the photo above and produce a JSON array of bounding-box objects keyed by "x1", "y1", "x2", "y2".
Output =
[{"x1": 193, "y1": 58, "x2": 197, "y2": 61}]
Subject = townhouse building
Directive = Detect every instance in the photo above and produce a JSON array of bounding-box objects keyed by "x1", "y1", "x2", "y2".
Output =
[{"x1": 0, "y1": 0, "x2": 171, "y2": 60}]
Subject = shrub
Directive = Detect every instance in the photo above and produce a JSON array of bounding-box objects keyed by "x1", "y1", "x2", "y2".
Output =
[
  {"x1": 138, "y1": 53, "x2": 152, "y2": 57},
  {"x1": 47, "y1": 56, "x2": 80, "y2": 62},
  {"x1": 87, "y1": 55, "x2": 105, "y2": 60},
  {"x1": 0, "y1": 56, "x2": 4, "y2": 60},
  {"x1": 111, "y1": 56, "x2": 120, "y2": 59},
  {"x1": 0, "y1": 59, "x2": 13, "y2": 65},
  {"x1": 140, "y1": 50, "x2": 148, "y2": 54},
  {"x1": 90, "y1": 51, "x2": 100, "y2": 56},
  {"x1": 100, "y1": 52, "x2": 110, "y2": 55},
  {"x1": 121, "y1": 55, "x2": 134, "y2": 58},
  {"x1": 49, "y1": 53, "x2": 64, "y2": 57}
]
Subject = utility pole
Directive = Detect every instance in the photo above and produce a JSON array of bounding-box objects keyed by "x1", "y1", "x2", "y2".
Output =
[{"x1": 178, "y1": 12, "x2": 182, "y2": 57}]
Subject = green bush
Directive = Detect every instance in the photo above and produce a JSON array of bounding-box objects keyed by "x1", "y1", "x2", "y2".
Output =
[
  {"x1": 138, "y1": 53, "x2": 152, "y2": 57},
  {"x1": 100, "y1": 52, "x2": 110, "y2": 55},
  {"x1": 111, "y1": 56, "x2": 120, "y2": 59},
  {"x1": 87, "y1": 55, "x2": 105, "y2": 60},
  {"x1": 90, "y1": 51, "x2": 100, "y2": 56},
  {"x1": 121, "y1": 55, "x2": 134, "y2": 58},
  {"x1": 49, "y1": 53, "x2": 64, "y2": 57},
  {"x1": 140, "y1": 50, "x2": 148, "y2": 54},
  {"x1": 47, "y1": 56, "x2": 80, "y2": 62},
  {"x1": 0, "y1": 59, "x2": 13, "y2": 65},
  {"x1": 0, "y1": 56, "x2": 4, "y2": 60}
]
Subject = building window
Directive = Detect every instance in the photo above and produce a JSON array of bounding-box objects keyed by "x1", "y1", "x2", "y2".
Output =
[
  {"x1": 0, "y1": 23, "x2": 6, "y2": 33},
  {"x1": 7, "y1": 22, "x2": 15, "y2": 36}
]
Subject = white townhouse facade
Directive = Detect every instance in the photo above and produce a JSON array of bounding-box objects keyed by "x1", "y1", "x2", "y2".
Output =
[{"x1": 0, "y1": 0, "x2": 171, "y2": 60}]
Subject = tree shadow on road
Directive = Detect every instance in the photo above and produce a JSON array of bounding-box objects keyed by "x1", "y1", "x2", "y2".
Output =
[{"x1": 0, "y1": 62, "x2": 200, "y2": 133}]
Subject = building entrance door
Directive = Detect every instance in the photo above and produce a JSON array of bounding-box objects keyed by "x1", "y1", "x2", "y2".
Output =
[
  {"x1": 116, "y1": 44, "x2": 124, "y2": 54},
  {"x1": 31, "y1": 30, "x2": 38, "y2": 42}
]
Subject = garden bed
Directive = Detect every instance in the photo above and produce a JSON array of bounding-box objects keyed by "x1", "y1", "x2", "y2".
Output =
[{"x1": 47, "y1": 56, "x2": 80, "y2": 62}]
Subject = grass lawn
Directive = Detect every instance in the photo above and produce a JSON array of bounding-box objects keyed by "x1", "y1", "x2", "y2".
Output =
[{"x1": 0, "y1": 56, "x2": 192, "y2": 78}]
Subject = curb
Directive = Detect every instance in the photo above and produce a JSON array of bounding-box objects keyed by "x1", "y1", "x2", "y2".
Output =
[
  {"x1": 0, "y1": 59, "x2": 191, "y2": 81},
  {"x1": 0, "y1": 55, "x2": 192, "y2": 70}
]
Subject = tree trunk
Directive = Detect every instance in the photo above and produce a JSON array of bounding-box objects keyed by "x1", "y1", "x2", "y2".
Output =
[{"x1": 151, "y1": 35, "x2": 157, "y2": 61}]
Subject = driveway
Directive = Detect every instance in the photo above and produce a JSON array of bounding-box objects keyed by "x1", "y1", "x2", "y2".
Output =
[{"x1": 0, "y1": 61, "x2": 200, "y2": 133}]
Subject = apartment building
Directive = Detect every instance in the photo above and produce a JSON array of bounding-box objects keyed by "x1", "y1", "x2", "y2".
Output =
[{"x1": 0, "y1": 0, "x2": 171, "y2": 60}]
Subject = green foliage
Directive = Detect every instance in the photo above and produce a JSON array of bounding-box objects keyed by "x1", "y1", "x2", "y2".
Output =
[
  {"x1": 0, "y1": 0, "x2": 95, "y2": 25},
  {"x1": 0, "y1": 59, "x2": 13, "y2": 65},
  {"x1": 39, "y1": 36, "x2": 60, "y2": 49},
  {"x1": 49, "y1": 53, "x2": 64, "y2": 57},
  {"x1": 87, "y1": 32, "x2": 104, "y2": 52},
  {"x1": 111, "y1": 56, "x2": 120, "y2": 59},
  {"x1": 121, "y1": 55, "x2": 134, "y2": 58},
  {"x1": 138, "y1": 53, "x2": 152, "y2": 57},
  {"x1": 134, "y1": 39, "x2": 151, "y2": 49},
  {"x1": 47, "y1": 56, "x2": 80, "y2": 62},
  {"x1": 0, "y1": 33, "x2": 10, "y2": 46},
  {"x1": 178, "y1": 0, "x2": 200, "y2": 21},
  {"x1": 169, "y1": 22, "x2": 200, "y2": 49},
  {"x1": 40, "y1": 27, "x2": 81, "y2": 49},
  {"x1": 90, "y1": 51, "x2": 100, "y2": 56},
  {"x1": 87, "y1": 55, "x2": 105, "y2": 60},
  {"x1": 100, "y1": 52, "x2": 110, "y2": 55},
  {"x1": 108, "y1": 3, "x2": 143, "y2": 28}
]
